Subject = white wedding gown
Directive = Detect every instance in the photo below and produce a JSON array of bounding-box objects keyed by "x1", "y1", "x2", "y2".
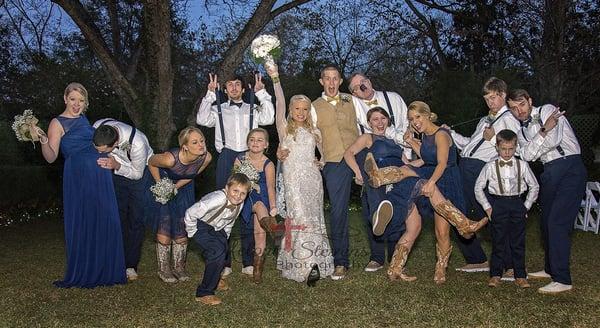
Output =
[{"x1": 276, "y1": 127, "x2": 334, "y2": 282}]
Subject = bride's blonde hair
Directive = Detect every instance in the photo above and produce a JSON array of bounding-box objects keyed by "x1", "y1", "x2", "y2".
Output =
[{"x1": 287, "y1": 95, "x2": 320, "y2": 142}]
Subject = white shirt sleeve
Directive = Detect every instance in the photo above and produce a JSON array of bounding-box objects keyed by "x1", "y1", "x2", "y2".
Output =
[
  {"x1": 474, "y1": 163, "x2": 492, "y2": 211},
  {"x1": 521, "y1": 161, "x2": 539, "y2": 210},
  {"x1": 254, "y1": 89, "x2": 275, "y2": 125},
  {"x1": 196, "y1": 90, "x2": 218, "y2": 127},
  {"x1": 184, "y1": 200, "x2": 209, "y2": 238},
  {"x1": 113, "y1": 133, "x2": 152, "y2": 180}
]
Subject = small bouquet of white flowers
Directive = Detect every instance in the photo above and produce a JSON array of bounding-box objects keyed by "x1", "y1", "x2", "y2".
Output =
[
  {"x1": 232, "y1": 159, "x2": 260, "y2": 192},
  {"x1": 12, "y1": 109, "x2": 47, "y2": 147},
  {"x1": 250, "y1": 34, "x2": 281, "y2": 69},
  {"x1": 150, "y1": 177, "x2": 178, "y2": 205}
]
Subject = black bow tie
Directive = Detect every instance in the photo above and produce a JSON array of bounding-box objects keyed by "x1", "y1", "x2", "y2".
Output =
[
  {"x1": 229, "y1": 102, "x2": 243, "y2": 108},
  {"x1": 521, "y1": 117, "x2": 532, "y2": 128}
]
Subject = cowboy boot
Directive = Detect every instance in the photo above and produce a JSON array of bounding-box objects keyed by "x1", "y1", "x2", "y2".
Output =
[
  {"x1": 433, "y1": 201, "x2": 489, "y2": 239},
  {"x1": 259, "y1": 216, "x2": 284, "y2": 244},
  {"x1": 387, "y1": 243, "x2": 417, "y2": 282},
  {"x1": 364, "y1": 153, "x2": 417, "y2": 188},
  {"x1": 172, "y1": 241, "x2": 190, "y2": 282},
  {"x1": 253, "y1": 253, "x2": 265, "y2": 284},
  {"x1": 433, "y1": 243, "x2": 452, "y2": 285},
  {"x1": 156, "y1": 243, "x2": 177, "y2": 283}
]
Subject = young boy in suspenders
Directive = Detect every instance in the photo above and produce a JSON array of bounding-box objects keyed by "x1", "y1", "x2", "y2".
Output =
[
  {"x1": 475, "y1": 129, "x2": 539, "y2": 288},
  {"x1": 184, "y1": 173, "x2": 251, "y2": 306},
  {"x1": 507, "y1": 89, "x2": 586, "y2": 294}
]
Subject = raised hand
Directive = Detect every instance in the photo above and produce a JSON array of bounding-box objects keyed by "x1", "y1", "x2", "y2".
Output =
[
  {"x1": 542, "y1": 108, "x2": 564, "y2": 133},
  {"x1": 207, "y1": 73, "x2": 218, "y2": 92},
  {"x1": 254, "y1": 72, "x2": 265, "y2": 92},
  {"x1": 265, "y1": 63, "x2": 279, "y2": 78}
]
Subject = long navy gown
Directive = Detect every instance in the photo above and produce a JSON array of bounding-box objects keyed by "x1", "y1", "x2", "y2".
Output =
[{"x1": 54, "y1": 115, "x2": 126, "y2": 288}]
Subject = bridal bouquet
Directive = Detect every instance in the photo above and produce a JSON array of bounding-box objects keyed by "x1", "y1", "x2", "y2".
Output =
[
  {"x1": 150, "y1": 177, "x2": 178, "y2": 205},
  {"x1": 232, "y1": 160, "x2": 260, "y2": 192},
  {"x1": 250, "y1": 34, "x2": 281, "y2": 68},
  {"x1": 12, "y1": 109, "x2": 46, "y2": 147}
]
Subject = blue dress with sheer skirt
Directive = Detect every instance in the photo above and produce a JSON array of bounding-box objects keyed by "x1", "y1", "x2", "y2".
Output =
[
  {"x1": 370, "y1": 134, "x2": 422, "y2": 229},
  {"x1": 414, "y1": 128, "x2": 466, "y2": 213},
  {"x1": 149, "y1": 148, "x2": 206, "y2": 239},
  {"x1": 54, "y1": 115, "x2": 126, "y2": 288},
  {"x1": 239, "y1": 154, "x2": 272, "y2": 224}
]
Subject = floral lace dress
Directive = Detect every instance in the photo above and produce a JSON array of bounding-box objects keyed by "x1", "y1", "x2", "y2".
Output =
[{"x1": 276, "y1": 127, "x2": 334, "y2": 282}]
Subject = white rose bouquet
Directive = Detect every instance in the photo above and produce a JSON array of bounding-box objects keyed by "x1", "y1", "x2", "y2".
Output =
[
  {"x1": 232, "y1": 159, "x2": 260, "y2": 192},
  {"x1": 250, "y1": 34, "x2": 281, "y2": 69},
  {"x1": 150, "y1": 177, "x2": 178, "y2": 205},
  {"x1": 12, "y1": 109, "x2": 47, "y2": 147}
]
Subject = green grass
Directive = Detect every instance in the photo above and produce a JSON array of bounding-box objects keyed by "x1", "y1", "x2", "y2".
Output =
[{"x1": 1, "y1": 210, "x2": 599, "y2": 327}]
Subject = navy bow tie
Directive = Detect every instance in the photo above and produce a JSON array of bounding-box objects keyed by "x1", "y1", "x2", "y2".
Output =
[
  {"x1": 229, "y1": 101, "x2": 243, "y2": 108},
  {"x1": 521, "y1": 117, "x2": 532, "y2": 128}
]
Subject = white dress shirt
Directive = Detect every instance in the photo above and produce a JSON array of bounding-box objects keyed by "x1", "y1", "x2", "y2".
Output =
[
  {"x1": 184, "y1": 190, "x2": 243, "y2": 238},
  {"x1": 516, "y1": 104, "x2": 581, "y2": 164},
  {"x1": 352, "y1": 90, "x2": 411, "y2": 158},
  {"x1": 92, "y1": 119, "x2": 153, "y2": 180},
  {"x1": 475, "y1": 156, "x2": 539, "y2": 211},
  {"x1": 196, "y1": 89, "x2": 274, "y2": 152},
  {"x1": 449, "y1": 106, "x2": 521, "y2": 162}
]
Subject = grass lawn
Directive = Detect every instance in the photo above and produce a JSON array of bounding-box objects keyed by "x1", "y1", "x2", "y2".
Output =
[{"x1": 1, "y1": 209, "x2": 599, "y2": 327}]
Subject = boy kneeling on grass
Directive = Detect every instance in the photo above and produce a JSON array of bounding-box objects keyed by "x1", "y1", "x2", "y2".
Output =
[
  {"x1": 474, "y1": 129, "x2": 539, "y2": 288},
  {"x1": 184, "y1": 173, "x2": 251, "y2": 305}
]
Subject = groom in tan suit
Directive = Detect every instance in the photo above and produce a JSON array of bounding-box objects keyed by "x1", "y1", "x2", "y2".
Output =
[{"x1": 311, "y1": 65, "x2": 359, "y2": 280}]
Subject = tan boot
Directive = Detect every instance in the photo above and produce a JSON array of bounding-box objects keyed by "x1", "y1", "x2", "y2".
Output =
[
  {"x1": 253, "y1": 254, "x2": 265, "y2": 284},
  {"x1": 172, "y1": 242, "x2": 190, "y2": 282},
  {"x1": 433, "y1": 201, "x2": 488, "y2": 238},
  {"x1": 433, "y1": 243, "x2": 452, "y2": 285},
  {"x1": 364, "y1": 153, "x2": 416, "y2": 188},
  {"x1": 387, "y1": 243, "x2": 417, "y2": 282},
  {"x1": 156, "y1": 243, "x2": 177, "y2": 283}
]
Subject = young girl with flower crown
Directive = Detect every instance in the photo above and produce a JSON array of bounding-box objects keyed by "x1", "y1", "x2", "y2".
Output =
[{"x1": 233, "y1": 127, "x2": 277, "y2": 284}]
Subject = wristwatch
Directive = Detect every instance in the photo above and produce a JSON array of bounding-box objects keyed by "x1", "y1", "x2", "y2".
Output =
[{"x1": 540, "y1": 127, "x2": 546, "y2": 133}]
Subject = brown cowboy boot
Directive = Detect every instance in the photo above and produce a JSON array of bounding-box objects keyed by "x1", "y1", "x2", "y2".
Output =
[
  {"x1": 387, "y1": 243, "x2": 417, "y2": 282},
  {"x1": 433, "y1": 201, "x2": 489, "y2": 239},
  {"x1": 259, "y1": 216, "x2": 284, "y2": 243},
  {"x1": 253, "y1": 253, "x2": 265, "y2": 284},
  {"x1": 433, "y1": 243, "x2": 452, "y2": 285},
  {"x1": 364, "y1": 153, "x2": 417, "y2": 188}
]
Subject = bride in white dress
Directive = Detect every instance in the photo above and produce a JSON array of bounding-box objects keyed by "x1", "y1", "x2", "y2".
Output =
[{"x1": 267, "y1": 64, "x2": 334, "y2": 282}]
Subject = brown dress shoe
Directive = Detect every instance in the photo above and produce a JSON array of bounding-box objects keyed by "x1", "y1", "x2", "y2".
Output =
[
  {"x1": 217, "y1": 278, "x2": 230, "y2": 291},
  {"x1": 488, "y1": 276, "x2": 502, "y2": 287},
  {"x1": 515, "y1": 278, "x2": 531, "y2": 288},
  {"x1": 195, "y1": 295, "x2": 222, "y2": 305}
]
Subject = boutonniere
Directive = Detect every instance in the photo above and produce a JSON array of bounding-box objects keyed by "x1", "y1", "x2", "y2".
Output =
[
  {"x1": 119, "y1": 141, "x2": 131, "y2": 152},
  {"x1": 532, "y1": 114, "x2": 541, "y2": 125},
  {"x1": 341, "y1": 94, "x2": 351, "y2": 103}
]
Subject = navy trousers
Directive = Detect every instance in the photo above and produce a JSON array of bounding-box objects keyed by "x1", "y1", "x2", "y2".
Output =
[
  {"x1": 457, "y1": 158, "x2": 489, "y2": 264},
  {"x1": 489, "y1": 196, "x2": 527, "y2": 278},
  {"x1": 217, "y1": 148, "x2": 255, "y2": 268},
  {"x1": 539, "y1": 155, "x2": 586, "y2": 285},
  {"x1": 113, "y1": 171, "x2": 148, "y2": 270},
  {"x1": 357, "y1": 150, "x2": 403, "y2": 264},
  {"x1": 192, "y1": 221, "x2": 228, "y2": 297},
  {"x1": 322, "y1": 160, "x2": 353, "y2": 268}
]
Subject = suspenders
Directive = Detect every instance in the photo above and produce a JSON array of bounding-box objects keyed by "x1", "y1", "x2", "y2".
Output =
[
  {"x1": 469, "y1": 110, "x2": 509, "y2": 157},
  {"x1": 494, "y1": 159, "x2": 521, "y2": 195},
  {"x1": 216, "y1": 91, "x2": 255, "y2": 149},
  {"x1": 205, "y1": 190, "x2": 241, "y2": 224},
  {"x1": 99, "y1": 119, "x2": 136, "y2": 161},
  {"x1": 520, "y1": 107, "x2": 565, "y2": 156}
]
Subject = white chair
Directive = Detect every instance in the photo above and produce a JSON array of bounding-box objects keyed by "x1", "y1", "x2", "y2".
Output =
[
  {"x1": 575, "y1": 192, "x2": 588, "y2": 231},
  {"x1": 584, "y1": 181, "x2": 600, "y2": 234}
]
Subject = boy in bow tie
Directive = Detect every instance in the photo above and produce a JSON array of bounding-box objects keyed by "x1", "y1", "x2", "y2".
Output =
[
  {"x1": 184, "y1": 173, "x2": 251, "y2": 306},
  {"x1": 474, "y1": 129, "x2": 539, "y2": 288}
]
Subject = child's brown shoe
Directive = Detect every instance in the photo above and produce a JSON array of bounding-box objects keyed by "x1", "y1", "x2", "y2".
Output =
[
  {"x1": 195, "y1": 295, "x2": 222, "y2": 305},
  {"x1": 488, "y1": 276, "x2": 501, "y2": 287},
  {"x1": 515, "y1": 278, "x2": 531, "y2": 288},
  {"x1": 217, "y1": 278, "x2": 230, "y2": 291}
]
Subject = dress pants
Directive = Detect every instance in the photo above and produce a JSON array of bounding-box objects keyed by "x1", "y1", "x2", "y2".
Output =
[
  {"x1": 193, "y1": 221, "x2": 228, "y2": 297},
  {"x1": 322, "y1": 160, "x2": 353, "y2": 268},
  {"x1": 113, "y1": 171, "x2": 147, "y2": 270},
  {"x1": 489, "y1": 196, "x2": 527, "y2": 278},
  {"x1": 539, "y1": 155, "x2": 586, "y2": 285}
]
